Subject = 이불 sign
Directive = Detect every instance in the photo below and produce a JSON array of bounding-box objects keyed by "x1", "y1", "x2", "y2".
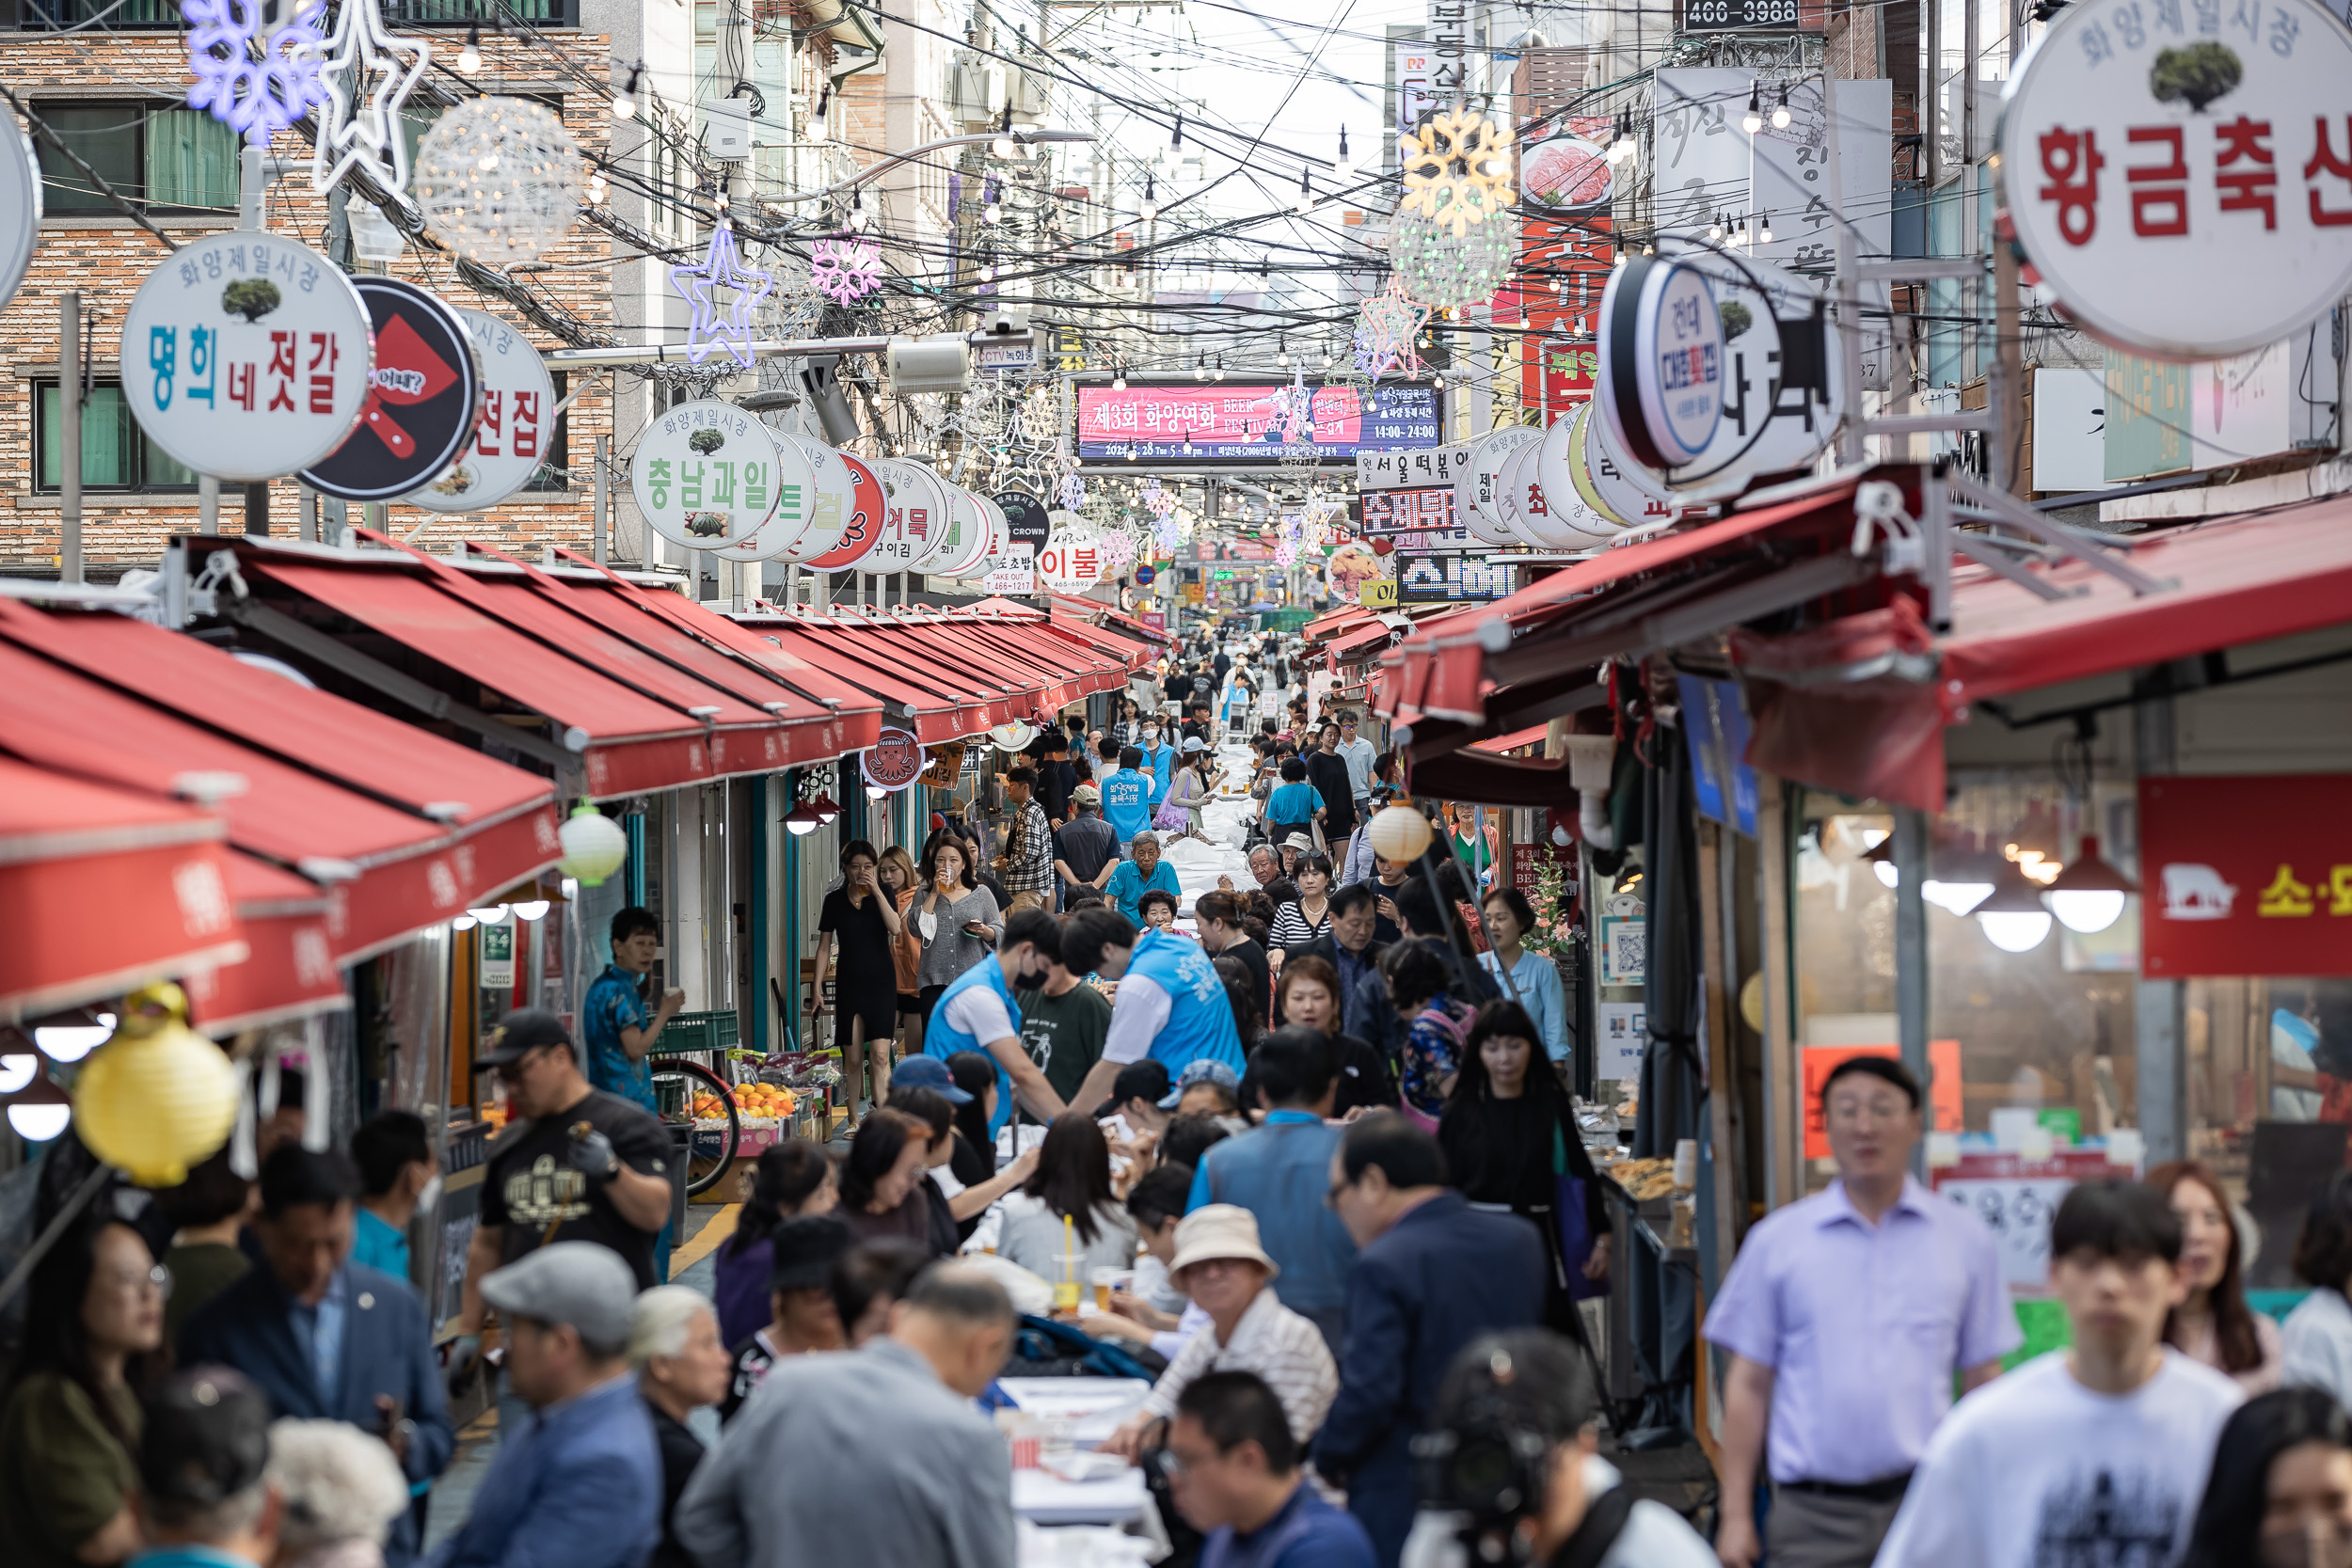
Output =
[
  {"x1": 1999, "y1": 0, "x2": 2352, "y2": 359},
  {"x1": 1037, "y1": 529, "x2": 1105, "y2": 594},
  {"x1": 859, "y1": 727, "x2": 925, "y2": 791},
  {"x1": 631, "y1": 400, "x2": 785, "y2": 550},
  {"x1": 2139, "y1": 773, "x2": 2352, "y2": 975},
  {"x1": 402, "y1": 306, "x2": 555, "y2": 514},
  {"x1": 120, "y1": 232, "x2": 375, "y2": 483}
]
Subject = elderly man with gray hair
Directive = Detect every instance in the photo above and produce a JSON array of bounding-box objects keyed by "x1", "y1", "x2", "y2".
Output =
[
  {"x1": 267, "y1": 1418, "x2": 412, "y2": 1568},
  {"x1": 629, "y1": 1287, "x2": 733, "y2": 1568},
  {"x1": 675, "y1": 1261, "x2": 1021, "y2": 1568}
]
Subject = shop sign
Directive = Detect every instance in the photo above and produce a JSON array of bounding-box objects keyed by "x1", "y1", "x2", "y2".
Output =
[
  {"x1": 1037, "y1": 528, "x2": 1104, "y2": 593},
  {"x1": 979, "y1": 545, "x2": 1038, "y2": 594},
  {"x1": 2140, "y1": 772, "x2": 2352, "y2": 975},
  {"x1": 1355, "y1": 438, "x2": 1481, "y2": 491},
  {"x1": 796, "y1": 448, "x2": 886, "y2": 572},
  {"x1": 301, "y1": 278, "x2": 484, "y2": 502},
  {"x1": 1140, "y1": 610, "x2": 1167, "y2": 633},
  {"x1": 866, "y1": 459, "x2": 951, "y2": 573},
  {"x1": 1599, "y1": 254, "x2": 1726, "y2": 470},
  {"x1": 1581, "y1": 402, "x2": 1679, "y2": 527},
  {"x1": 1074, "y1": 381, "x2": 1440, "y2": 463},
  {"x1": 631, "y1": 399, "x2": 783, "y2": 550},
  {"x1": 120, "y1": 231, "x2": 375, "y2": 483},
  {"x1": 708, "y1": 426, "x2": 822, "y2": 562},
  {"x1": 1930, "y1": 1148, "x2": 2136, "y2": 1293},
  {"x1": 0, "y1": 123, "x2": 38, "y2": 316},
  {"x1": 1677, "y1": 675, "x2": 1759, "y2": 836},
  {"x1": 1526, "y1": 412, "x2": 1620, "y2": 547},
  {"x1": 2001, "y1": 0, "x2": 2352, "y2": 359},
  {"x1": 859, "y1": 726, "x2": 925, "y2": 791},
  {"x1": 479, "y1": 917, "x2": 516, "y2": 990},
  {"x1": 1802, "y1": 1041, "x2": 1963, "y2": 1160},
  {"x1": 1325, "y1": 543, "x2": 1381, "y2": 602},
  {"x1": 1181, "y1": 581, "x2": 1205, "y2": 605},
  {"x1": 402, "y1": 306, "x2": 556, "y2": 514},
  {"x1": 1359, "y1": 483, "x2": 1472, "y2": 546},
  {"x1": 1454, "y1": 425, "x2": 1542, "y2": 546},
  {"x1": 922, "y1": 740, "x2": 967, "y2": 789},
  {"x1": 1597, "y1": 1001, "x2": 1646, "y2": 1080},
  {"x1": 1359, "y1": 577, "x2": 1398, "y2": 610},
  {"x1": 1396, "y1": 553, "x2": 1510, "y2": 603}
]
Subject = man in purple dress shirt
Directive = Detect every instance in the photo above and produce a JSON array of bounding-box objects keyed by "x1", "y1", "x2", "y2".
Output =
[{"x1": 1702, "y1": 1057, "x2": 2019, "y2": 1568}]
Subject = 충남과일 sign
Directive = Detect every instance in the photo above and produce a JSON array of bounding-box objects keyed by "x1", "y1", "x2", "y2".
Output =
[{"x1": 1999, "y1": 0, "x2": 2352, "y2": 359}]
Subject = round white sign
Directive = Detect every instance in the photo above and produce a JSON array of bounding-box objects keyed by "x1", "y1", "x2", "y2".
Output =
[
  {"x1": 119, "y1": 232, "x2": 375, "y2": 483},
  {"x1": 790, "y1": 441, "x2": 887, "y2": 573},
  {"x1": 1037, "y1": 528, "x2": 1106, "y2": 594},
  {"x1": 1454, "y1": 425, "x2": 1542, "y2": 545},
  {"x1": 1601, "y1": 255, "x2": 1727, "y2": 470},
  {"x1": 0, "y1": 125, "x2": 39, "y2": 316},
  {"x1": 2000, "y1": 0, "x2": 2352, "y2": 358},
  {"x1": 1649, "y1": 257, "x2": 1846, "y2": 496},
  {"x1": 866, "y1": 459, "x2": 948, "y2": 574},
  {"x1": 707, "y1": 424, "x2": 822, "y2": 562},
  {"x1": 631, "y1": 400, "x2": 783, "y2": 549},
  {"x1": 932, "y1": 487, "x2": 998, "y2": 578},
  {"x1": 403, "y1": 307, "x2": 558, "y2": 513},
  {"x1": 1493, "y1": 442, "x2": 1548, "y2": 546},
  {"x1": 1531, "y1": 408, "x2": 1625, "y2": 547},
  {"x1": 1585, "y1": 401, "x2": 1680, "y2": 528}
]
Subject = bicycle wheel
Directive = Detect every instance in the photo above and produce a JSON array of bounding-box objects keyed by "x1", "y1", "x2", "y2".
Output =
[{"x1": 648, "y1": 1056, "x2": 739, "y2": 1196}]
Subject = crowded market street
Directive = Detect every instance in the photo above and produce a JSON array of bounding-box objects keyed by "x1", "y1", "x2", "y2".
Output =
[{"x1": 4, "y1": 1, "x2": 2352, "y2": 1567}]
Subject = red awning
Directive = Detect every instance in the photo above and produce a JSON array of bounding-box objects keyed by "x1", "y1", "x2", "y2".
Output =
[
  {"x1": 1304, "y1": 604, "x2": 1375, "y2": 641},
  {"x1": 1050, "y1": 594, "x2": 1171, "y2": 644},
  {"x1": 0, "y1": 757, "x2": 247, "y2": 1022},
  {"x1": 883, "y1": 622, "x2": 1057, "y2": 718},
  {"x1": 1327, "y1": 619, "x2": 1402, "y2": 665},
  {"x1": 1735, "y1": 492, "x2": 2352, "y2": 811},
  {"x1": 0, "y1": 625, "x2": 561, "y2": 965},
  {"x1": 735, "y1": 618, "x2": 982, "y2": 743},
  {"x1": 783, "y1": 617, "x2": 1007, "y2": 735},
  {"x1": 1470, "y1": 723, "x2": 1550, "y2": 753},
  {"x1": 1379, "y1": 473, "x2": 1876, "y2": 726},
  {"x1": 180, "y1": 852, "x2": 344, "y2": 1037},
  {"x1": 1048, "y1": 613, "x2": 1156, "y2": 672}
]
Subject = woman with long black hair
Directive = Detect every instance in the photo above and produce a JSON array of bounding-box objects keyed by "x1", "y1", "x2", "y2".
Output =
[
  {"x1": 1438, "y1": 1000, "x2": 1612, "y2": 1337},
  {"x1": 710, "y1": 1141, "x2": 837, "y2": 1348},
  {"x1": 2183, "y1": 1386, "x2": 2352, "y2": 1568},
  {"x1": 993, "y1": 1114, "x2": 1138, "y2": 1280}
]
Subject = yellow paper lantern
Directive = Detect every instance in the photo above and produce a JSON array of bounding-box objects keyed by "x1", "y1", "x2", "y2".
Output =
[
  {"x1": 72, "y1": 981, "x2": 240, "y2": 1187},
  {"x1": 1367, "y1": 803, "x2": 1436, "y2": 865}
]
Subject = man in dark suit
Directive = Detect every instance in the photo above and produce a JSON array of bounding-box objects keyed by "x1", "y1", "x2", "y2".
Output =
[
  {"x1": 1285, "y1": 884, "x2": 1388, "y2": 1033},
  {"x1": 1313, "y1": 1116, "x2": 1545, "y2": 1568},
  {"x1": 181, "y1": 1143, "x2": 453, "y2": 1566}
]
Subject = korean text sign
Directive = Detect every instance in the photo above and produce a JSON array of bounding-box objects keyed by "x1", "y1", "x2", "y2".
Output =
[{"x1": 2140, "y1": 772, "x2": 2352, "y2": 975}]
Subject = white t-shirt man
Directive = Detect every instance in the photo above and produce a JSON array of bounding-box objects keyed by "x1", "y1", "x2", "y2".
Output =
[{"x1": 1872, "y1": 1347, "x2": 2243, "y2": 1568}]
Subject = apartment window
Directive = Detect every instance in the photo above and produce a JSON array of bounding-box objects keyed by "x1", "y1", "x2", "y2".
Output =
[
  {"x1": 35, "y1": 104, "x2": 237, "y2": 215},
  {"x1": 521, "y1": 371, "x2": 572, "y2": 491},
  {"x1": 34, "y1": 381, "x2": 208, "y2": 491}
]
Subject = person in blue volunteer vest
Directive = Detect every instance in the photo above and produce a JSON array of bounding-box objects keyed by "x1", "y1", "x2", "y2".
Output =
[
  {"x1": 1057, "y1": 907, "x2": 1248, "y2": 1117},
  {"x1": 923, "y1": 907, "x2": 1070, "y2": 1140},
  {"x1": 1100, "y1": 746, "x2": 1155, "y2": 853}
]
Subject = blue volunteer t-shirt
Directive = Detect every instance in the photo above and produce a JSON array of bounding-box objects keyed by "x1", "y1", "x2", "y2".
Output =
[
  {"x1": 1101, "y1": 768, "x2": 1152, "y2": 842},
  {"x1": 926, "y1": 958, "x2": 1025, "y2": 1137},
  {"x1": 1266, "y1": 782, "x2": 1319, "y2": 826}
]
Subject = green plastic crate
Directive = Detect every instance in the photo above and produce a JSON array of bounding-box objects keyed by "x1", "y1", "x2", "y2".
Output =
[{"x1": 660, "y1": 1009, "x2": 740, "y2": 1056}]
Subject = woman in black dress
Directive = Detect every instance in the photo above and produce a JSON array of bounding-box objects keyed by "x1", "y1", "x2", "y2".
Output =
[
  {"x1": 1438, "y1": 1001, "x2": 1612, "y2": 1337},
  {"x1": 808, "y1": 839, "x2": 904, "y2": 1132}
]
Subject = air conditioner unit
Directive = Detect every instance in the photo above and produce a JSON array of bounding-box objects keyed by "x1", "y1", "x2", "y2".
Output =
[
  {"x1": 886, "y1": 334, "x2": 972, "y2": 395},
  {"x1": 705, "y1": 99, "x2": 753, "y2": 162}
]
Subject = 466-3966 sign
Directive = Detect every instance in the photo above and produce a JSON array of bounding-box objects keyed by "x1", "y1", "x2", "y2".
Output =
[
  {"x1": 1682, "y1": 0, "x2": 1801, "y2": 30},
  {"x1": 1999, "y1": 0, "x2": 2352, "y2": 358}
]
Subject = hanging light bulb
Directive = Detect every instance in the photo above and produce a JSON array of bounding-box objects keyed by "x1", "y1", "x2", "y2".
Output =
[
  {"x1": 1773, "y1": 84, "x2": 1792, "y2": 129},
  {"x1": 992, "y1": 102, "x2": 1016, "y2": 160},
  {"x1": 1141, "y1": 174, "x2": 1157, "y2": 222},
  {"x1": 1334, "y1": 125, "x2": 1353, "y2": 177},
  {"x1": 1707, "y1": 213, "x2": 1724, "y2": 241},
  {"x1": 33, "y1": 1013, "x2": 115, "y2": 1065},
  {"x1": 1214, "y1": 356, "x2": 1226, "y2": 381},
  {"x1": 979, "y1": 262, "x2": 995, "y2": 281},
  {"x1": 1730, "y1": 214, "x2": 1749, "y2": 246},
  {"x1": 1194, "y1": 357, "x2": 1208, "y2": 381},
  {"x1": 812, "y1": 794, "x2": 841, "y2": 825},
  {"x1": 1111, "y1": 369, "x2": 1126, "y2": 390},
  {"x1": 1165, "y1": 114, "x2": 1184, "y2": 171},
  {"x1": 849, "y1": 187, "x2": 868, "y2": 231},
  {"x1": 510, "y1": 899, "x2": 551, "y2": 922},
  {"x1": 785, "y1": 803, "x2": 823, "y2": 836},
  {"x1": 457, "y1": 22, "x2": 482, "y2": 73},
  {"x1": 808, "y1": 86, "x2": 830, "y2": 142},
  {"x1": 1127, "y1": 441, "x2": 1139, "y2": 460},
  {"x1": 2042, "y1": 835, "x2": 2139, "y2": 934},
  {"x1": 1742, "y1": 85, "x2": 1764, "y2": 134},
  {"x1": 0, "y1": 1051, "x2": 33, "y2": 1095},
  {"x1": 1974, "y1": 859, "x2": 2056, "y2": 952},
  {"x1": 1434, "y1": 374, "x2": 1445, "y2": 389},
  {"x1": 7, "y1": 1073, "x2": 71, "y2": 1143},
  {"x1": 612, "y1": 62, "x2": 642, "y2": 120},
  {"x1": 1277, "y1": 336, "x2": 1289, "y2": 367},
  {"x1": 1757, "y1": 211, "x2": 1774, "y2": 244},
  {"x1": 1295, "y1": 166, "x2": 1314, "y2": 214},
  {"x1": 865, "y1": 782, "x2": 890, "y2": 800}
]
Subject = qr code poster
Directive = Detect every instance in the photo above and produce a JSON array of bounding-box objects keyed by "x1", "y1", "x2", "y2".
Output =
[{"x1": 1599, "y1": 914, "x2": 1646, "y2": 986}]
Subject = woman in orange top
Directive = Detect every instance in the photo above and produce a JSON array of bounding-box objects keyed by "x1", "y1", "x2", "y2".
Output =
[{"x1": 879, "y1": 846, "x2": 925, "y2": 1053}]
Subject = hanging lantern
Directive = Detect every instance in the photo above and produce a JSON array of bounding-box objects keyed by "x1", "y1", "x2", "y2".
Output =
[
  {"x1": 558, "y1": 801, "x2": 628, "y2": 886},
  {"x1": 72, "y1": 982, "x2": 239, "y2": 1187},
  {"x1": 414, "y1": 96, "x2": 584, "y2": 267},
  {"x1": 1392, "y1": 209, "x2": 1516, "y2": 311},
  {"x1": 1367, "y1": 803, "x2": 1436, "y2": 863}
]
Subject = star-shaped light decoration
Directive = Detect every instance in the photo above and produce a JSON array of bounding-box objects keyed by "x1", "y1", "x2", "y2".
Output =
[
  {"x1": 185, "y1": 0, "x2": 330, "y2": 147},
  {"x1": 310, "y1": 0, "x2": 430, "y2": 196},
  {"x1": 669, "y1": 214, "x2": 774, "y2": 369},
  {"x1": 1353, "y1": 277, "x2": 1429, "y2": 380}
]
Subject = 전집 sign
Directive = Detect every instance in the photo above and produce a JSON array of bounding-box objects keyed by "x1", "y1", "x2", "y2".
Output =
[
  {"x1": 120, "y1": 232, "x2": 374, "y2": 483},
  {"x1": 404, "y1": 307, "x2": 557, "y2": 514}
]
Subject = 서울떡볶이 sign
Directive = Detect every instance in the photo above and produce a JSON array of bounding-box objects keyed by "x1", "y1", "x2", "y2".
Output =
[
  {"x1": 120, "y1": 232, "x2": 375, "y2": 483},
  {"x1": 860, "y1": 727, "x2": 925, "y2": 791},
  {"x1": 1354, "y1": 438, "x2": 1481, "y2": 491},
  {"x1": 404, "y1": 306, "x2": 556, "y2": 513},
  {"x1": 631, "y1": 399, "x2": 784, "y2": 550},
  {"x1": 1075, "y1": 381, "x2": 1442, "y2": 463},
  {"x1": 301, "y1": 277, "x2": 484, "y2": 503},
  {"x1": 2140, "y1": 772, "x2": 2352, "y2": 975},
  {"x1": 2000, "y1": 0, "x2": 2352, "y2": 358}
]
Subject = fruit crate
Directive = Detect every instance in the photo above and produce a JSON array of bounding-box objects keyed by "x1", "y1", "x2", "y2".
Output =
[{"x1": 660, "y1": 1008, "x2": 740, "y2": 1056}]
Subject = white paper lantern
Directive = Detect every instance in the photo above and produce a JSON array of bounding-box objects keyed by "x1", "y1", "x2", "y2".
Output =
[
  {"x1": 558, "y1": 803, "x2": 628, "y2": 885},
  {"x1": 416, "y1": 96, "x2": 583, "y2": 267},
  {"x1": 1367, "y1": 803, "x2": 1435, "y2": 863}
]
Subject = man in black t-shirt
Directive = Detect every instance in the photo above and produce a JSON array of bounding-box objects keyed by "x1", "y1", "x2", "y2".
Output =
[{"x1": 451, "y1": 1009, "x2": 676, "y2": 1392}]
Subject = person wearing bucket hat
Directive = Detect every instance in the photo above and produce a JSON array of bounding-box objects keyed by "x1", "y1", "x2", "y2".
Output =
[
  {"x1": 1101, "y1": 1206, "x2": 1336, "y2": 1460},
  {"x1": 721, "y1": 1216, "x2": 851, "y2": 1422}
]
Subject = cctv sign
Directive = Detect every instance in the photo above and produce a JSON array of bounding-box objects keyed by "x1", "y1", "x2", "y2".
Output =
[{"x1": 2139, "y1": 773, "x2": 2352, "y2": 976}]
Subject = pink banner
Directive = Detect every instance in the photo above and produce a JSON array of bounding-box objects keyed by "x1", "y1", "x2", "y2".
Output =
[{"x1": 1078, "y1": 386, "x2": 1365, "y2": 447}]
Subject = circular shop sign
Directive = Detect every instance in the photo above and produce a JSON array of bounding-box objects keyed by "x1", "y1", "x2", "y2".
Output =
[
  {"x1": 931, "y1": 487, "x2": 998, "y2": 579},
  {"x1": 1036, "y1": 527, "x2": 1105, "y2": 594},
  {"x1": 867, "y1": 459, "x2": 954, "y2": 575},
  {"x1": 301, "y1": 277, "x2": 484, "y2": 502},
  {"x1": 402, "y1": 306, "x2": 557, "y2": 513},
  {"x1": 798, "y1": 449, "x2": 886, "y2": 572},
  {"x1": 1586, "y1": 398, "x2": 1679, "y2": 529},
  {"x1": 1494, "y1": 441, "x2": 1551, "y2": 546},
  {"x1": 1454, "y1": 425, "x2": 1543, "y2": 546},
  {"x1": 860, "y1": 726, "x2": 925, "y2": 791},
  {"x1": 0, "y1": 123, "x2": 40, "y2": 315},
  {"x1": 1601, "y1": 255, "x2": 1726, "y2": 471},
  {"x1": 631, "y1": 400, "x2": 783, "y2": 550},
  {"x1": 707, "y1": 424, "x2": 823, "y2": 562},
  {"x1": 1999, "y1": 0, "x2": 2352, "y2": 359},
  {"x1": 1530, "y1": 408, "x2": 1622, "y2": 547},
  {"x1": 1657, "y1": 256, "x2": 1845, "y2": 496},
  {"x1": 120, "y1": 232, "x2": 375, "y2": 483},
  {"x1": 994, "y1": 489, "x2": 1053, "y2": 553}
]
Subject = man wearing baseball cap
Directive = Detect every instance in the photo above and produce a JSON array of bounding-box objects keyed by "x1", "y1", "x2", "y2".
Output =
[
  {"x1": 1052, "y1": 782, "x2": 1119, "y2": 912},
  {"x1": 450, "y1": 1010, "x2": 675, "y2": 1419},
  {"x1": 431, "y1": 1243, "x2": 662, "y2": 1568}
]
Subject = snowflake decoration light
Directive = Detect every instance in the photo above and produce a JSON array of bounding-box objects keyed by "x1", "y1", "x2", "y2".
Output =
[
  {"x1": 310, "y1": 0, "x2": 431, "y2": 195},
  {"x1": 185, "y1": 0, "x2": 329, "y2": 147},
  {"x1": 1399, "y1": 107, "x2": 1516, "y2": 238},
  {"x1": 1394, "y1": 209, "x2": 1515, "y2": 311},
  {"x1": 1019, "y1": 387, "x2": 1060, "y2": 443},
  {"x1": 810, "y1": 238, "x2": 882, "y2": 304},
  {"x1": 1057, "y1": 473, "x2": 1086, "y2": 512},
  {"x1": 1353, "y1": 278, "x2": 1429, "y2": 379},
  {"x1": 1101, "y1": 531, "x2": 1136, "y2": 572},
  {"x1": 1141, "y1": 478, "x2": 1175, "y2": 517},
  {"x1": 669, "y1": 218, "x2": 773, "y2": 369},
  {"x1": 415, "y1": 97, "x2": 582, "y2": 266}
]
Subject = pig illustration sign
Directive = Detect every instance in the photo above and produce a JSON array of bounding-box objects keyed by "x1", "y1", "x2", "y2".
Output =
[{"x1": 2140, "y1": 773, "x2": 2352, "y2": 976}]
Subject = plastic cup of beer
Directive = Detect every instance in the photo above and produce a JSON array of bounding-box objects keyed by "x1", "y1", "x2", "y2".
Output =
[{"x1": 1091, "y1": 1266, "x2": 1119, "y2": 1311}]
